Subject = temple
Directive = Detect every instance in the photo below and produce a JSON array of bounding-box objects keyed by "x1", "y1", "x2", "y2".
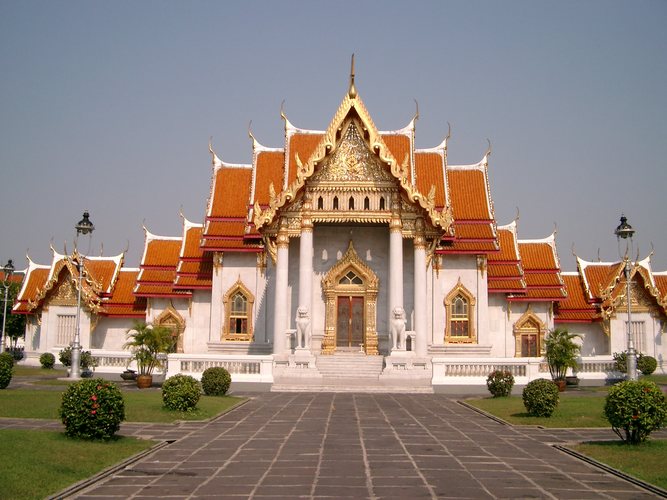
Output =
[{"x1": 12, "y1": 67, "x2": 667, "y2": 390}]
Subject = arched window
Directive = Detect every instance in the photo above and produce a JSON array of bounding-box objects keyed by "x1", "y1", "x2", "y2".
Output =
[
  {"x1": 513, "y1": 309, "x2": 546, "y2": 357},
  {"x1": 364, "y1": 197, "x2": 370, "y2": 210},
  {"x1": 444, "y1": 279, "x2": 476, "y2": 343},
  {"x1": 333, "y1": 196, "x2": 339, "y2": 210},
  {"x1": 317, "y1": 196, "x2": 324, "y2": 210},
  {"x1": 223, "y1": 281, "x2": 255, "y2": 341},
  {"x1": 379, "y1": 197, "x2": 386, "y2": 210},
  {"x1": 349, "y1": 196, "x2": 354, "y2": 210},
  {"x1": 155, "y1": 307, "x2": 185, "y2": 353}
]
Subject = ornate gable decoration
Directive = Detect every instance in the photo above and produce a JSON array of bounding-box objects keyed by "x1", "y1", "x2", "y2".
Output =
[{"x1": 253, "y1": 87, "x2": 453, "y2": 233}]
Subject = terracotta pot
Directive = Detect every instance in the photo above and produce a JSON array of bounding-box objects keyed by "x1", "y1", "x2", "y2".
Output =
[
  {"x1": 136, "y1": 374, "x2": 153, "y2": 389},
  {"x1": 554, "y1": 379, "x2": 567, "y2": 392}
]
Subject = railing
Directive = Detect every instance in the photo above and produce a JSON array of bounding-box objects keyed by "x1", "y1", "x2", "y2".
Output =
[
  {"x1": 432, "y1": 356, "x2": 621, "y2": 385},
  {"x1": 167, "y1": 354, "x2": 274, "y2": 382}
]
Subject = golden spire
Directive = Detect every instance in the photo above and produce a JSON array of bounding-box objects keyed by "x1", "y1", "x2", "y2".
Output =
[{"x1": 348, "y1": 54, "x2": 357, "y2": 99}]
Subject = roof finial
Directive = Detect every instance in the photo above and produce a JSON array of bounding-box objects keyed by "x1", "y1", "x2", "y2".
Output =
[
  {"x1": 514, "y1": 206, "x2": 520, "y2": 223},
  {"x1": 348, "y1": 54, "x2": 357, "y2": 99},
  {"x1": 413, "y1": 99, "x2": 419, "y2": 122}
]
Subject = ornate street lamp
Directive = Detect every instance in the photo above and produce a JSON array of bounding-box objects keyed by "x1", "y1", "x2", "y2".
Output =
[
  {"x1": 69, "y1": 211, "x2": 95, "y2": 379},
  {"x1": 615, "y1": 214, "x2": 637, "y2": 381},
  {"x1": 1, "y1": 259, "x2": 15, "y2": 354}
]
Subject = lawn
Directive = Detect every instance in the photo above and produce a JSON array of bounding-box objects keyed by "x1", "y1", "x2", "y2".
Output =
[
  {"x1": 0, "y1": 429, "x2": 154, "y2": 500},
  {"x1": 465, "y1": 393, "x2": 609, "y2": 427},
  {"x1": 574, "y1": 440, "x2": 667, "y2": 490}
]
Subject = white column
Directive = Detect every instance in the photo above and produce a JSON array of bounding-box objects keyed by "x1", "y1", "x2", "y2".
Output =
[
  {"x1": 414, "y1": 218, "x2": 427, "y2": 356},
  {"x1": 273, "y1": 219, "x2": 289, "y2": 354},
  {"x1": 298, "y1": 194, "x2": 313, "y2": 321},
  {"x1": 389, "y1": 192, "x2": 403, "y2": 352}
]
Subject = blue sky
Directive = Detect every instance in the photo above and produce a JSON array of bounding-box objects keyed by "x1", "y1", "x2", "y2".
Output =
[{"x1": 1, "y1": 0, "x2": 666, "y2": 272}]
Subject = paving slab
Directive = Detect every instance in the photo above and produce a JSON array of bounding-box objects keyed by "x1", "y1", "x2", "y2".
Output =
[{"x1": 4, "y1": 392, "x2": 666, "y2": 499}]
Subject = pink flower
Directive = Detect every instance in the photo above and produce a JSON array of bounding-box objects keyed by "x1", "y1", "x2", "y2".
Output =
[
  {"x1": 91, "y1": 395, "x2": 97, "y2": 401},
  {"x1": 91, "y1": 410, "x2": 97, "y2": 415}
]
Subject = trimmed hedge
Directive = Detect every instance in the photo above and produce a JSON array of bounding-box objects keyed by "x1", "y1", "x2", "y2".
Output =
[
  {"x1": 0, "y1": 352, "x2": 13, "y2": 389},
  {"x1": 486, "y1": 370, "x2": 515, "y2": 398},
  {"x1": 40, "y1": 352, "x2": 56, "y2": 369},
  {"x1": 162, "y1": 374, "x2": 201, "y2": 411},
  {"x1": 604, "y1": 380, "x2": 667, "y2": 444},
  {"x1": 59, "y1": 378, "x2": 125, "y2": 440},
  {"x1": 201, "y1": 366, "x2": 232, "y2": 396},
  {"x1": 522, "y1": 378, "x2": 559, "y2": 417}
]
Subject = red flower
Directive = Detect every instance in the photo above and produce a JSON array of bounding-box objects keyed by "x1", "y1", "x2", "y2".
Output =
[
  {"x1": 91, "y1": 395, "x2": 97, "y2": 401},
  {"x1": 91, "y1": 410, "x2": 97, "y2": 415}
]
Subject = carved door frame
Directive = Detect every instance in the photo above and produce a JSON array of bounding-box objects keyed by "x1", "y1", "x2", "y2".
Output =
[{"x1": 321, "y1": 241, "x2": 379, "y2": 355}]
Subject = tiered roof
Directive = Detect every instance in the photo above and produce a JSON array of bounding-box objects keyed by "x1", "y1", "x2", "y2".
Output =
[
  {"x1": 134, "y1": 229, "x2": 189, "y2": 298},
  {"x1": 488, "y1": 221, "x2": 526, "y2": 294},
  {"x1": 174, "y1": 218, "x2": 213, "y2": 289},
  {"x1": 510, "y1": 234, "x2": 567, "y2": 302}
]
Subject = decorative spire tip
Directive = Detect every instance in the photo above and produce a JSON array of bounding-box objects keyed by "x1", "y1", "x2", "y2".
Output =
[{"x1": 348, "y1": 54, "x2": 357, "y2": 99}]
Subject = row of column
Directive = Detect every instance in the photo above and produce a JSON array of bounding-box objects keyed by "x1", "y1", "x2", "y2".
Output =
[{"x1": 272, "y1": 192, "x2": 428, "y2": 356}]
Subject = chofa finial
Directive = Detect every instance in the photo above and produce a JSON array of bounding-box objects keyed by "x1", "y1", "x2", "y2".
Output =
[{"x1": 348, "y1": 54, "x2": 357, "y2": 99}]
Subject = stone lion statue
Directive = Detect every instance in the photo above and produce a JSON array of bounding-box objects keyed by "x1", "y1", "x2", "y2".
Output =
[
  {"x1": 391, "y1": 307, "x2": 406, "y2": 350},
  {"x1": 296, "y1": 306, "x2": 311, "y2": 349}
]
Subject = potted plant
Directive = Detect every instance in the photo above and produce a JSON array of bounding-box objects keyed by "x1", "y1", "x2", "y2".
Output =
[
  {"x1": 544, "y1": 327, "x2": 581, "y2": 391},
  {"x1": 124, "y1": 321, "x2": 173, "y2": 388}
]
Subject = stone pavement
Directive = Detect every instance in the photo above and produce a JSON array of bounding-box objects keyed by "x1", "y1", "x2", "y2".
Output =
[{"x1": 3, "y1": 393, "x2": 666, "y2": 499}]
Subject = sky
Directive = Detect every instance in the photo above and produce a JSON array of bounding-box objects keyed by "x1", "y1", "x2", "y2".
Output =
[{"x1": 1, "y1": 0, "x2": 666, "y2": 274}]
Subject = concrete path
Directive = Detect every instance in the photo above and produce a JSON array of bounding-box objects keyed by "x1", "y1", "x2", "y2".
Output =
[{"x1": 3, "y1": 393, "x2": 665, "y2": 499}]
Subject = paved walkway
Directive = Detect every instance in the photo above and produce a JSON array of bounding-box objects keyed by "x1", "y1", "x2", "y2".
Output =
[{"x1": 3, "y1": 393, "x2": 666, "y2": 499}]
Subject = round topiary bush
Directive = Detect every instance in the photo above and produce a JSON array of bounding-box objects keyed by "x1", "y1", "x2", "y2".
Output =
[
  {"x1": 604, "y1": 380, "x2": 667, "y2": 444},
  {"x1": 638, "y1": 355, "x2": 657, "y2": 376},
  {"x1": 486, "y1": 370, "x2": 515, "y2": 398},
  {"x1": 40, "y1": 352, "x2": 56, "y2": 369},
  {"x1": 0, "y1": 352, "x2": 13, "y2": 389},
  {"x1": 59, "y1": 378, "x2": 125, "y2": 440},
  {"x1": 201, "y1": 366, "x2": 232, "y2": 396},
  {"x1": 522, "y1": 378, "x2": 559, "y2": 417},
  {"x1": 162, "y1": 374, "x2": 201, "y2": 411}
]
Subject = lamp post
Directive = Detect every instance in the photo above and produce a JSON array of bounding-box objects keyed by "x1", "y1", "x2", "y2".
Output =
[
  {"x1": 614, "y1": 214, "x2": 637, "y2": 381},
  {"x1": 69, "y1": 211, "x2": 95, "y2": 379},
  {"x1": 1, "y1": 260, "x2": 15, "y2": 354}
]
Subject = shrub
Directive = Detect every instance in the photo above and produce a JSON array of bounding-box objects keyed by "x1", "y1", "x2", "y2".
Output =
[
  {"x1": 162, "y1": 374, "x2": 201, "y2": 411},
  {"x1": 604, "y1": 380, "x2": 667, "y2": 444},
  {"x1": 522, "y1": 378, "x2": 559, "y2": 417},
  {"x1": 638, "y1": 355, "x2": 657, "y2": 376},
  {"x1": 486, "y1": 370, "x2": 515, "y2": 397},
  {"x1": 6, "y1": 346, "x2": 24, "y2": 362},
  {"x1": 613, "y1": 351, "x2": 628, "y2": 374},
  {"x1": 201, "y1": 366, "x2": 232, "y2": 396},
  {"x1": 59, "y1": 346, "x2": 96, "y2": 369},
  {"x1": 39, "y1": 352, "x2": 56, "y2": 369},
  {"x1": 0, "y1": 352, "x2": 13, "y2": 389},
  {"x1": 59, "y1": 378, "x2": 125, "y2": 440}
]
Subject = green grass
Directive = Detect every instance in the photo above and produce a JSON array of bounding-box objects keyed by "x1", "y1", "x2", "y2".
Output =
[
  {"x1": 12, "y1": 365, "x2": 67, "y2": 378},
  {"x1": 0, "y1": 388, "x2": 244, "y2": 422},
  {"x1": 574, "y1": 440, "x2": 667, "y2": 490},
  {"x1": 466, "y1": 394, "x2": 608, "y2": 427},
  {"x1": 0, "y1": 429, "x2": 154, "y2": 500},
  {"x1": 642, "y1": 374, "x2": 667, "y2": 385}
]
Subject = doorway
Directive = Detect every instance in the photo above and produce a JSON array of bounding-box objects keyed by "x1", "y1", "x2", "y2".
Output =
[{"x1": 336, "y1": 296, "x2": 364, "y2": 348}]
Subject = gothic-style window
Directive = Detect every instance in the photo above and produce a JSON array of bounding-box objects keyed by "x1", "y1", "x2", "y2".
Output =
[
  {"x1": 318, "y1": 196, "x2": 324, "y2": 209},
  {"x1": 229, "y1": 292, "x2": 248, "y2": 334},
  {"x1": 379, "y1": 197, "x2": 386, "y2": 210},
  {"x1": 349, "y1": 196, "x2": 354, "y2": 210},
  {"x1": 333, "y1": 196, "x2": 339, "y2": 210},
  {"x1": 223, "y1": 281, "x2": 255, "y2": 341},
  {"x1": 364, "y1": 197, "x2": 370, "y2": 210},
  {"x1": 339, "y1": 270, "x2": 363, "y2": 285},
  {"x1": 445, "y1": 280, "x2": 476, "y2": 343}
]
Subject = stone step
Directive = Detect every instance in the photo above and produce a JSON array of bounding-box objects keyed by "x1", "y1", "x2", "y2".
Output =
[{"x1": 316, "y1": 355, "x2": 384, "y2": 378}]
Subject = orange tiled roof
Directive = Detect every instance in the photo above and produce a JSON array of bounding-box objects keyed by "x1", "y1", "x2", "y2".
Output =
[
  {"x1": 287, "y1": 133, "x2": 322, "y2": 186},
  {"x1": 488, "y1": 223, "x2": 526, "y2": 294},
  {"x1": 254, "y1": 151, "x2": 286, "y2": 207},
  {"x1": 135, "y1": 232, "x2": 188, "y2": 298},
  {"x1": 447, "y1": 168, "x2": 492, "y2": 220},
  {"x1": 207, "y1": 167, "x2": 253, "y2": 219},
  {"x1": 174, "y1": 221, "x2": 213, "y2": 290},
  {"x1": 555, "y1": 273, "x2": 599, "y2": 323},
  {"x1": 510, "y1": 236, "x2": 566, "y2": 302},
  {"x1": 101, "y1": 269, "x2": 146, "y2": 317},
  {"x1": 83, "y1": 256, "x2": 123, "y2": 294},
  {"x1": 414, "y1": 152, "x2": 446, "y2": 209},
  {"x1": 13, "y1": 263, "x2": 49, "y2": 314},
  {"x1": 578, "y1": 259, "x2": 624, "y2": 301},
  {"x1": 655, "y1": 273, "x2": 667, "y2": 300},
  {"x1": 381, "y1": 133, "x2": 411, "y2": 174}
]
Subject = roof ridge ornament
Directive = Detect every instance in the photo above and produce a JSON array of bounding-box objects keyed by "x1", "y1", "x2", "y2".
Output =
[{"x1": 348, "y1": 54, "x2": 357, "y2": 99}]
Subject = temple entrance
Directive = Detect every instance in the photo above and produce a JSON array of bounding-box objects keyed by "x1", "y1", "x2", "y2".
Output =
[
  {"x1": 336, "y1": 296, "x2": 364, "y2": 349},
  {"x1": 321, "y1": 241, "x2": 379, "y2": 355}
]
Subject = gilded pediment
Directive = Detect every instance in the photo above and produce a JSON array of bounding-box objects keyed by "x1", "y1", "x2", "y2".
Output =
[{"x1": 310, "y1": 122, "x2": 395, "y2": 185}]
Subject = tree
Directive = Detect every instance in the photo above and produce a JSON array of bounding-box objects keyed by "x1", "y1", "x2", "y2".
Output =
[
  {"x1": 1, "y1": 282, "x2": 26, "y2": 348},
  {"x1": 544, "y1": 327, "x2": 581, "y2": 382}
]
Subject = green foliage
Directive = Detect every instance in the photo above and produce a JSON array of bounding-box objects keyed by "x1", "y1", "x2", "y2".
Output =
[
  {"x1": 544, "y1": 328, "x2": 580, "y2": 381},
  {"x1": 0, "y1": 352, "x2": 13, "y2": 389},
  {"x1": 201, "y1": 366, "x2": 232, "y2": 396},
  {"x1": 6, "y1": 346, "x2": 24, "y2": 362},
  {"x1": 522, "y1": 378, "x2": 560, "y2": 417},
  {"x1": 58, "y1": 346, "x2": 96, "y2": 369},
  {"x1": 162, "y1": 374, "x2": 201, "y2": 411},
  {"x1": 1, "y1": 282, "x2": 26, "y2": 346},
  {"x1": 486, "y1": 370, "x2": 514, "y2": 398},
  {"x1": 39, "y1": 352, "x2": 56, "y2": 369},
  {"x1": 59, "y1": 378, "x2": 125, "y2": 440},
  {"x1": 124, "y1": 321, "x2": 173, "y2": 376},
  {"x1": 613, "y1": 351, "x2": 628, "y2": 373},
  {"x1": 638, "y1": 355, "x2": 657, "y2": 376},
  {"x1": 604, "y1": 380, "x2": 667, "y2": 444}
]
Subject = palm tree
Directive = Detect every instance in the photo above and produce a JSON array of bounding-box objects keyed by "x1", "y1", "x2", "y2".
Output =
[
  {"x1": 124, "y1": 321, "x2": 173, "y2": 376},
  {"x1": 544, "y1": 327, "x2": 581, "y2": 382}
]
